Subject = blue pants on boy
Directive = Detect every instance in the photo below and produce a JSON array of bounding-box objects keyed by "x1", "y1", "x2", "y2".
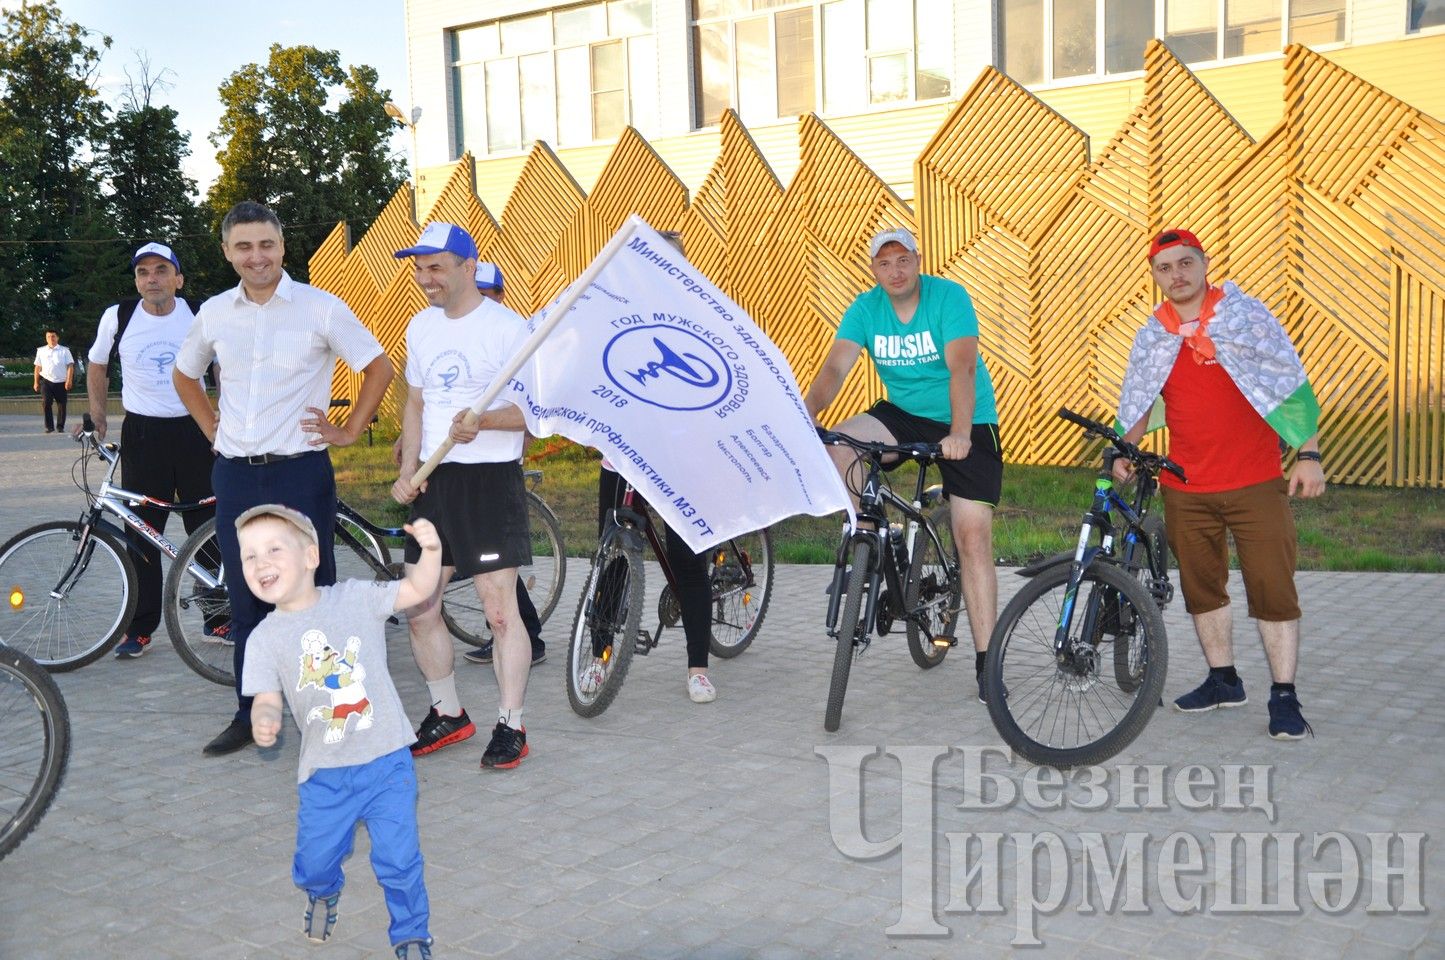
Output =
[{"x1": 294, "y1": 747, "x2": 429, "y2": 946}]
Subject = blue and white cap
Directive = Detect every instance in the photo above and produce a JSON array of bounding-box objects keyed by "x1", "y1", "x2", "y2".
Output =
[
  {"x1": 131, "y1": 241, "x2": 181, "y2": 271},
  {"x1": 393, "y1": 221, "x2": 478, "y2": 261},
  {"x1": 474, "y1": 261, "x2": 504, "y2": 292}
]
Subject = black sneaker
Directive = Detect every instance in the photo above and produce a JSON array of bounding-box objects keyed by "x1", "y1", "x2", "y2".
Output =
[
  {"x1": 531, "y1": 643, "x2": 546, "y2": 666},
  {"x1": 462, "y1": 641, "x2": 493, "y2": 665},
  {"x1": 1267, "y1": 689, "x2": 1314, "y2": 740},
  {"x1": 1174, "y1": 674, "x2": 1247, "y2": 712},
  {"x1": 410, "y1": 708, "x2": 475, "y2": 757},
  {"x1": 480, "y1": 721, "x2": 528, "y2": 769},
  {"x1": 977, "y1": 673, "x2": 1007, "y2": 704}
]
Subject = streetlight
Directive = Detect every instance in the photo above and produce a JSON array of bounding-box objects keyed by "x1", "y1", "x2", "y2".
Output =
[{"x1": 384, "y1": 101, "x2": 422, "y2": 181}]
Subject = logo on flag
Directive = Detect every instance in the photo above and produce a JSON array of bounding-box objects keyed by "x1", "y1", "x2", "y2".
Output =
[{"x1": 603, "y1": 326, "x2": 731, "y2": 410}]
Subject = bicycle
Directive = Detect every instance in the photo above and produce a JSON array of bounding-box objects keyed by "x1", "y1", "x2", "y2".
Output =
[
  {"x1": 983, "y1": 407, "x2": 1183, "y2": 768},
  {"x1": 565, "y1": 478, "x2": 775, "y2": 717},
  {"x1": 0, "y1": 644, "x2": 70, "y2": 861},
  {"x1": 0, "y1": 416, "x2": 222, "y2": 670},
  {"x1": 164, "y1": 471, "x2": 567, "y2": 686},
  {"x1": 816, "y1": 430, "x2": 964, "y2": 732}
]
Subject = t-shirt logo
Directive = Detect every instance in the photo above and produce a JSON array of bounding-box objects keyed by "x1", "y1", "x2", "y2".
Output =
[
  {"x1": 873, "y1": 332, "x2": 938, "y2": 362},
  {"x1": 296, "y1": 629, "x2": 374, "y2": 744}
]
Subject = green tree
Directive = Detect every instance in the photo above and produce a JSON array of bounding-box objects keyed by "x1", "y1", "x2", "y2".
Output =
[
  {"x1": 207, "y1": 44, "x2": 403, "y2": 282},
  {"x1": 0, "y1": 0, "x2": 113, "y2": 353},
  {"x1": 102, "y1": 57, "x2": 198, "y2": 244}
]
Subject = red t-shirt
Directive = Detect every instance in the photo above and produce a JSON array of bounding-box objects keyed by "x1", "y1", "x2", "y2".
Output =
[{"x1": 1159, "y1": 344, "x2": 1282, "y2": 493}]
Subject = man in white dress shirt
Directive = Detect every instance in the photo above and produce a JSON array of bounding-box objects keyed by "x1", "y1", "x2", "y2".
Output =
[
  {"x1": 33, "y1": 329, "x2": 74, "y2": 433},
  {"x1": 173, "y1": 201, "x2": 394, "y2": 757}
]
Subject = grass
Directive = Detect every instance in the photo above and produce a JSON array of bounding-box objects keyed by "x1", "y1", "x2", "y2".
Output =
[{"x1": 330, "y1": 426, "x2": 1445, "y2": 572}]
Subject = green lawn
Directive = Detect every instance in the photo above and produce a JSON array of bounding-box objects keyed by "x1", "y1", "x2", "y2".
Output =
[{"x1": 331, "y1": 428, "x2": 1445, "y2": 572}]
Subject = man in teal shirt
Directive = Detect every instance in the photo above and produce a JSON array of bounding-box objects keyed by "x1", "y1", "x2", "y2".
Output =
[{"x1": 805, "y1": 227, "x2": 1002, "y2": 702}]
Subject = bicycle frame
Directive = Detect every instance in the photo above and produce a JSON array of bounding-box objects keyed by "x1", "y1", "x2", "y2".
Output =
[{"x1": 823, "y1": 449, "x2": 951, "y2": 651}]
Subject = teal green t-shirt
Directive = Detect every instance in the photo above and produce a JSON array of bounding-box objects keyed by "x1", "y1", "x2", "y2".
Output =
[{"x1": 836, "y1": 274, "x2": 998, "y2": 425}]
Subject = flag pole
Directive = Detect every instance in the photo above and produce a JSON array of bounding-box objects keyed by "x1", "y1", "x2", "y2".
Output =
[{"x1": 408, "y1": 215, "x2": 643, "y2": 488}]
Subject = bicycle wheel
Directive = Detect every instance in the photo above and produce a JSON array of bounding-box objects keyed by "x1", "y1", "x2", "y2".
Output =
[
  {"x1": 985, "y1": 561, "x2": 1167, "y2": 768},
  {"x1": 0, "y1": 521, "x2": 136, "y2": 670},
  {"x1": 0, "y1": 645, "x2": 70, "y2": 861},
  {"x1": 163, "y1": 518, "x2": 234, "y2": 686},
  {"x1": 333, "y1": 511, "x2": 392, "y2": 583},
  {"x1": 441, "y1": 490, "x2": 567, "y2": 646},
  {"x1": 905, "y1": 510, "x2": 961, "y2": 669},
  {"x1": 565, "y1": 533, "x2": 644, "y2": 718},
  {"x1": 824, "y1": 541, "x2": 873, "y2": 733},
  {"x1": 708, "y1": 527, "x2": 774, "y2": 658}
]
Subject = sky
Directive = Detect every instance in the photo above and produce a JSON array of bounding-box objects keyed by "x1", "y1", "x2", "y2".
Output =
[{"x1": 28, "y1": 1, "x2": 412, "y2": 192}]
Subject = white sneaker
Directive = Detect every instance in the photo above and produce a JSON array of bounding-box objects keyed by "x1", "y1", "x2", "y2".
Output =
[
  {"x1": 579, "y1": 662, "x2": 606, "y2": 695},
  {"x1": 687, "y1": 674, "x2": 717, "y2": 703}
]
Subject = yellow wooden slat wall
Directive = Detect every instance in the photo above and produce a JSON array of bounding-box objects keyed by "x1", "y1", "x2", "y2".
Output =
[{"x1": 314, "y1": 41, "x2": 1445, "y2": 488}]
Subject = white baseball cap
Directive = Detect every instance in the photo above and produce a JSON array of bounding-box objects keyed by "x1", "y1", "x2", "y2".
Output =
[{"x1": 868, "y1": 228, "x2": 918, "y2": 258}]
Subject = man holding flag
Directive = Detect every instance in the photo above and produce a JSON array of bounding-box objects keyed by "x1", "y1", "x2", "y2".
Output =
[
  {"x1": 391, "y1": 223, "x2": 535, "y2": 770},
  {"x1": 1113, "y1": 228, "x2": 1325, "y2": 740}
]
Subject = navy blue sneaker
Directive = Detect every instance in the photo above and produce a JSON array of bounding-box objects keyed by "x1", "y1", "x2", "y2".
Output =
[
  {"x1": 394, "y1": 937, "x2": 432, "y2": 959},
  {"x1": 1173, "y1": 674, "x2": 1247, "y2": 712},
  {"x1": 462, "y1": 641, "x2": 493, "y2": 665},
  {"x1": 114, "y1": 634, "x2": 151, "y2": 658},
  {"x1": 1268, "y1": 689, "x2": 1314, "y2": 740}
]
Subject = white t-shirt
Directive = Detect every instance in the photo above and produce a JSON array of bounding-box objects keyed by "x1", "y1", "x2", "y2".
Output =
[
  {"x1": 404, "y1": 300, "x2": 526, "y2": 464},
  {"x1": 87, "y1": 300, "x2": 197, "y2": 418},
  {"x1": 34, "y1": 344, "x2": 73, "y2": 383}
]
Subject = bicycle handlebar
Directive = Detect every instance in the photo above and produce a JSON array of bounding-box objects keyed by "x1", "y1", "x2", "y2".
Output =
[
  {"x1": 1056, "y1": 407, "x2": 1186, "y2": 482},
  {"x1": 816, "y1": 428, "x2": 944, "y2": 463}
]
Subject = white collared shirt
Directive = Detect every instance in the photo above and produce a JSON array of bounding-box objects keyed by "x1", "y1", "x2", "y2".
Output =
[
  {"x1": 34, "y1": 344, "x2": 73, "y2": 383},
  {"x1": 174, "y1": 272, "x2": 383, "y2": 458},
  {"x1": 88, "y1": 299, "x2": 196, "y2": 418}
]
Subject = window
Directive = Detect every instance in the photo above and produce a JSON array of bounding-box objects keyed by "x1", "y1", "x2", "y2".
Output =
[
  {"x1": 998, "y1": 0, "x2": 1345, "y2": 86},
  {"x1": 449, "y1": 3, "x2": 656, "y2": 157},
  {"x1": 1411, "y1": 0, "x2": 1445, "y2": 30},
  {"x1": 693, "y1": 0, "x2": 951, "y2": 128}
]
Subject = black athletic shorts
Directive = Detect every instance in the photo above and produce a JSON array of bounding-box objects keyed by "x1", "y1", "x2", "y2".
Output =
[
  {"x1": 865, "y1": 400, "x2": 1004, "y2": 506},
  {"x1": 404, "y1": 460, "x2": 531, "y2": 577}
]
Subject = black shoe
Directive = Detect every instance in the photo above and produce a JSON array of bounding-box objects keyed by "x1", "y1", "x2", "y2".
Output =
[
  {"x1": 977, "y1": 674, "x2": 1007, "y2": 704},
  {"x1": 203, "y1": 719, "x2": 254, "y2": 756},
  {"x1": 480, "y1": 721, "x2": 528, "y2": 769},
  {"x1": 461, "y1": 642, "x2": 493, "y2": 665},
  {"x1": 410, "y1": 707, "x2": 475, "y2": 756},
  {"x1": 531, "y1": 643, "x2": 546, "y2": 666}
]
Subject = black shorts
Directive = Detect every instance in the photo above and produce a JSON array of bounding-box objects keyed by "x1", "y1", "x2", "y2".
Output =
[
  {"x1": 404, "y1": 461, "x2": 532, "y2": 577},
  {"x1": 865, "y1": 400, "x2": 1004, "y2": 506}
]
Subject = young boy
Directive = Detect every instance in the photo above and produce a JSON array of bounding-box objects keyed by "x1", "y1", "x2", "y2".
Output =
[{"x1": 238, "y1": 503, "x2": 441, "y2": 959}]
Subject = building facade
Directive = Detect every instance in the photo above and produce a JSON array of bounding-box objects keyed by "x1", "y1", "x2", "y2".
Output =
[{"x1": 401, "y1": 0, "x2": 1445, "y2": 211}]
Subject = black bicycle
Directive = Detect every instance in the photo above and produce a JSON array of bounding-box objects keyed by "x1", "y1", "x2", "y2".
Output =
[
  {"x1": 566, "y1": 478, "x2": 774, "y2": 717},
  {"x1": 983, "y1": 407, "x2": 1183, "y2": 768},
  {"x1": 817, "y1": 430, "x2": 963, "y2": 732},
  {"x1": 164, "y1": 472, "x2": 567, "y2": 686},
  {"x1": 0, "y1": 644, "x2": 70, "y2": 861}
]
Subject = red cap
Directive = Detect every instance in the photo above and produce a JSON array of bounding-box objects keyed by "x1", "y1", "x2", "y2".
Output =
[{"x1": 1147, "y1": 229, "x2": 1205, "y2": 261}]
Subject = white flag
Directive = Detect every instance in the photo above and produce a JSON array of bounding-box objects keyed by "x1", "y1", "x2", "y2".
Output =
[{"x1": 509, "y1": 217, "x2": 850, "y2": 552}]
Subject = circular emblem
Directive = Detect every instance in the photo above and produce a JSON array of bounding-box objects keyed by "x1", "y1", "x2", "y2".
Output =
[{"x1": 602, "y1": 325, "x2": 732, "y2": 411}]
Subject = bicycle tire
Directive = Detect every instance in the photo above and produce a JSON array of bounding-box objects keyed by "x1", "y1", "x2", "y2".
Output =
[
  {"x1": 163, "y1": 518, "x2": 234, "y2": 686},
  {"x1": 0, "y1": 520, "x2": 136, "y2": 670},
  {"x1": 1114, "y1": 512, "x2": 1168, "y2": 690},
  {"x1": 905, "y1": 508, "x2": 960, "y2": 669},
  {"x1": 565, "y1": 533, "x2": 644, "y2": 718},
  {"x1": 824, "y1": 541, "x2": 873, "y2": 733},
  {"x1": 334, "y1": 511, "x2": 392, "y2": 583},
  {"x1": 985, "y1": 561, "x2": 1167, "y2": 768},
  {"x1": 708, "y1": 527, "x2": 774, "y2": 658},
  {"x1": 441, "y1": 490, "x2": 567, "y2": 647},
  {"x1": 0, "y1": 645, "x2": 70, "y2": 861}
]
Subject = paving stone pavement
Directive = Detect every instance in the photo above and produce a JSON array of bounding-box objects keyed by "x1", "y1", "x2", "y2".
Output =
[{"x1": 0, "y1": 416, "x2": 1440, "y2": 959}]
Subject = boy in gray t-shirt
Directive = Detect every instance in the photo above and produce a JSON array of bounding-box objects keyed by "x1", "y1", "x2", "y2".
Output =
[{"x1": 238, "y1": 504, "x2": 442, "y2": 960}]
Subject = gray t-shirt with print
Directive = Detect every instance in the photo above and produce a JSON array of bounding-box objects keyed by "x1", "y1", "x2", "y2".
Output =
[{"x1": 241, "y1": 579, "x2": 413, "y2": 783}]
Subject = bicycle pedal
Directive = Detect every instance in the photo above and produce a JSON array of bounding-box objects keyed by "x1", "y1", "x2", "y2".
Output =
[
  {"x1": 929, "y1": 635, "x2": 957, "y2": 649},
  {"x1": 632, "y1": 632, "x2": 655, "y2": 655}
]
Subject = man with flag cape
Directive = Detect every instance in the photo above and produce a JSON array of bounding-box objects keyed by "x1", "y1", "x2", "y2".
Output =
[{"x1": 1114, "y1": 228, "x2": 1325, "y2": 741}]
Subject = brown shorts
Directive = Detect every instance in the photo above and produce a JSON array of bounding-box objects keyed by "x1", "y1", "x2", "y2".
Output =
[{"x1": 1161, "y1": 477, "x2": 1300, "y2": 621}]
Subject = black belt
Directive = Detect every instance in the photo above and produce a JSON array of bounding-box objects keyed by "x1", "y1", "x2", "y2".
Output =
[{"x1": 227, "y1": 451, "x2": 312, "y2": 466}]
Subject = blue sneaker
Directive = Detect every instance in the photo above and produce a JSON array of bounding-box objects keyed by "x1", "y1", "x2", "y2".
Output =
[
  {"x1": 1268, "y1": 689, "x2": 1314, "y2": 740},
  {"x1": 114, "y1": 634, "x2": 151, "y2": 658},
  {"x1": 395, "y1": 938, "x2": 433, "y2": 959},
  {"x1": 462, "y1": 641, "x2": 493, "y2": 665},
  {"x1": 303, "y1": 891, "x2": 340, "y2": 942},
  {"x1": 1173, "y1": 674, "x2": 1247, "y2": 712}
]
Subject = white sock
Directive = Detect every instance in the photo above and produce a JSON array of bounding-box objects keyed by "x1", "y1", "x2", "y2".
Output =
[
  {"x1": 426, "y1": 675, "x2": 462, "y2": 717},
  {"x1": 499, "y1": 707, "x2": 523, "y2": 731}
]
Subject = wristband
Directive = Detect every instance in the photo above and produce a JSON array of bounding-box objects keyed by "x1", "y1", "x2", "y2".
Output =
[{"x1": 1295, "y1": 451, "x2": 1321, "y2": 463}]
